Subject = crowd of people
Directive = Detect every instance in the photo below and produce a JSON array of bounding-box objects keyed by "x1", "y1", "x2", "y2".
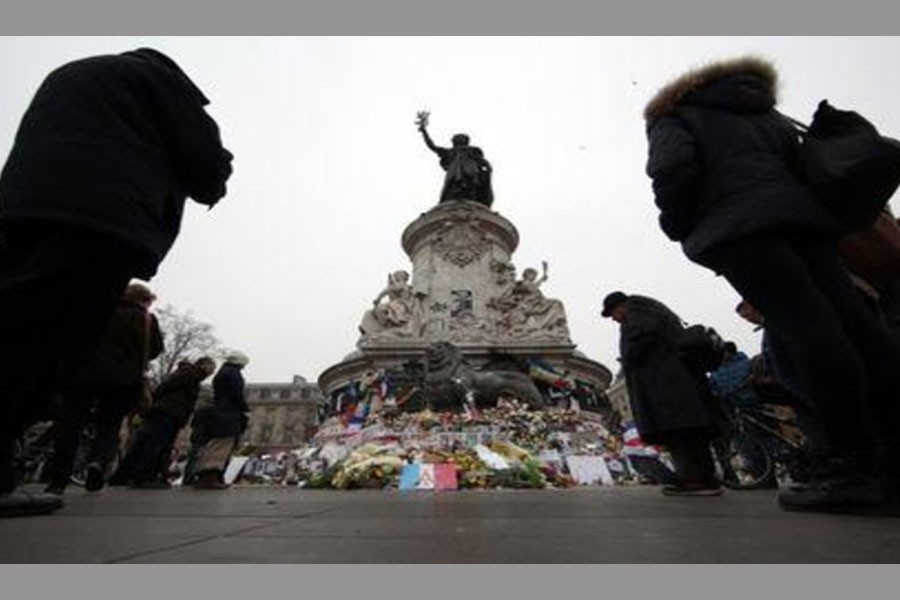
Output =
[
  {"x1": 602, "y1": 56, "x2": 900, "y2": 515},
  {"x1": 2, "y1": 48, "x2": 900, "y2": 521},
  {"x1": 0, "y1": 47, "x2": 242, "y2": 517}
]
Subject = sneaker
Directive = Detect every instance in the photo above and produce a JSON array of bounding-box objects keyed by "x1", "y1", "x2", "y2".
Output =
[
  {"x1": 84, "y1": 463, "x2": 105, "y2": 492},
  {"x1": 662, "y1": 482, "x2": 724, "y2": 497},
  {"x1": 0, "y1": 490, "x2": 64, "y2": 518}
]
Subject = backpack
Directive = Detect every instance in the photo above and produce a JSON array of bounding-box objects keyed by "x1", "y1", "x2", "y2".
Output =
[{"x1": 785, "y1": 100, "x2": 900, "y2": 229}]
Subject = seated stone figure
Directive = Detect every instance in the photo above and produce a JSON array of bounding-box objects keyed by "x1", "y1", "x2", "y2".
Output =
[
  {"x1": 488, "y1": 261, "x2": 569, "y2": 340},
  {"x1": 421, "y1": 341, "x2": 545, "y2": 410},
  {"x1": 359, "y1": 270, "x2": 420, "y2": 339}
]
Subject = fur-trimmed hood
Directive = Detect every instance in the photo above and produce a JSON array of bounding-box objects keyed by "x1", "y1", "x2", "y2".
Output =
[{"x1": 644, "y1": 56, "x2": 778, "y2": 122}]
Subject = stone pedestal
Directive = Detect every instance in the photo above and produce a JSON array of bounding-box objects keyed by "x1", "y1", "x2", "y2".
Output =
[{"x1": 319, "y1": 201, "x2": 611, "y2": 397}]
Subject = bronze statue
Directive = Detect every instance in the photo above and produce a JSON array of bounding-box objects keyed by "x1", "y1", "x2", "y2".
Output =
[
  {"x1": 422, "y1": 342, "x2": 545, "y2": 410},
  {"x1": 416, "y1": 111, "x2": 494, "y2": 207}
]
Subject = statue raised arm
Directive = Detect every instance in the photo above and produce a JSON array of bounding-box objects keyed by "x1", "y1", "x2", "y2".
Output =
[
  {"x1": 416, "y1": 110, "x2": 493, "y2": 208},
  {"x1": 417, "y1": 111, "x2": 441, "y2": 155}
]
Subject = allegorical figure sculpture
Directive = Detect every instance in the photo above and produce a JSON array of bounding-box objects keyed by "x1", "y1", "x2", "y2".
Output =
[
  {"x1": 416, "y1": 110, "x2": 493, "y2": 207},
  {"x1": 488, "y1": 260, "x2": 569, "y2": 339},
  {"x1": 359, "y1": 270, "x2": 420, "y2": 339}
]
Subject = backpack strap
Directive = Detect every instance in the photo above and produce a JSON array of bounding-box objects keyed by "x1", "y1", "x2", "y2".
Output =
[{"x1": 775, "y1": 109, "x2": 809, "y2": 134}]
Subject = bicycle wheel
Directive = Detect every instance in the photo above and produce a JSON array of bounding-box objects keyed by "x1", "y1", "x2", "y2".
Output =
[{"x1": 717, "y1": 434, "x2": 775, "y2": 490}]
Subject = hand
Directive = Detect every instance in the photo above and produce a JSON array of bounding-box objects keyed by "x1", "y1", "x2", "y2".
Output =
[{"x1": 415, "y1": 110, "x2": 430, "y2": 130}]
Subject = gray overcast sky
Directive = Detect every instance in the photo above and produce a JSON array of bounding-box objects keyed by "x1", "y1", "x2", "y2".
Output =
[{"x1": 2, "y1": 37, "x2": 899, "y2": 384}]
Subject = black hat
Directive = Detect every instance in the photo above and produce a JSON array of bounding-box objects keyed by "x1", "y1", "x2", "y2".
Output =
[{"x1": 601, "y1": 291, "x2": 629, "y2": 317}]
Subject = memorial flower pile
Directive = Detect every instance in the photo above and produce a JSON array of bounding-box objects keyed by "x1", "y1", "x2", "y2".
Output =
[{"x1": 232, "y1": 400, "x2": 662, "y2": 490}]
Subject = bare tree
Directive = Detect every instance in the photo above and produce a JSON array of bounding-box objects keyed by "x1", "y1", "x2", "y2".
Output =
[{"x1": 149, "y1": 304, "x2": 224, "y2": 385}]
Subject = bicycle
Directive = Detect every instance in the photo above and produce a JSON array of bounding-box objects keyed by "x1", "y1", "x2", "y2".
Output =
[{"x1": 714, "y1": 403, "x2": 810, "y2": 490}]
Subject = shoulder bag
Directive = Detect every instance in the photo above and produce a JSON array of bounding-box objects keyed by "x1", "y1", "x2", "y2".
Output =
[{"x1": 785, "y1": 100, "x2": 900, "y2": 229}]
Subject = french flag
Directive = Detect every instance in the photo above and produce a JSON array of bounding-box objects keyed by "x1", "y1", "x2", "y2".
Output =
[{"x1": 399, "y1": 464, "x2": 458, "y2": 491}]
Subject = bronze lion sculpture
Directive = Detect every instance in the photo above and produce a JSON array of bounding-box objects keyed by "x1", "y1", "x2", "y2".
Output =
[{"x1": 422, "y1": 341, "x2": 545, "y2": 410}]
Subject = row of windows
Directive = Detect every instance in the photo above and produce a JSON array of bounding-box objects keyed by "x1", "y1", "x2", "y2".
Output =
[{"x1": 251, "y1": 388, "x2": 319, "y2": 400}]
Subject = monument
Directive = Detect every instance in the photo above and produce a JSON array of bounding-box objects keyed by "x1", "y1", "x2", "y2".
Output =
[{"x1": 318, "y1": 113, "x2": 611, "y2": 411}]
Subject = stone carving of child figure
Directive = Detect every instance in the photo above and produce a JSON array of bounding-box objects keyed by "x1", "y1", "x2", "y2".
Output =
[{"x1": 359, "y1": 270, "x2": 420, "y2": 338}]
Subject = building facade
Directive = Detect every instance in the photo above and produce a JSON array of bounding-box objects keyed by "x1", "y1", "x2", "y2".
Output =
[
  {"x1": 171, "y1": 375, "x2": 326, "y2": 456},
  {"x1": 242, "y1": 376, "x2": 326, "y2": 451}
]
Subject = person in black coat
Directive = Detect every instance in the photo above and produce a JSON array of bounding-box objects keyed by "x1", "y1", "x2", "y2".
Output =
[
  {"x1": 602, "y1": 291, "x2": 722, "y2": 496},
  {"x1": 0, "y1": 48, "x2": 232, "y2": 515},
  {"x1": 191, "y1": 352, "x2": 250, "y2": 490},
  {"x1": 111, "y1": 356, "x2": 216, "y2": 488},
  {"x1": 644, "y1": 56, "x2": 900, "y2": 512},
  {"x1": 43, "y1": 282, "x2": 163, "y2": 495}
]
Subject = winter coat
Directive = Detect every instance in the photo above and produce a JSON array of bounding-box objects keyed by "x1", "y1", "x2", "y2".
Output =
[
  {"x1": 151, "y1": 363, "x2": 209, "y2": 428},
  {"x1": 643, "y1": 56, "x2": 837, "y2": 262},
  {"x1": 75, "y1": 299, "x2": 163, "y2": 388},
  {"x1": 194, "y1": 363, "x2": 248, "y2": 440},
  {"x1": 0, "y1": 48, "x2": 233, "y2": 278},
  {"x1": 619, "y1": 295, "x2": 715, "y2": 444}
]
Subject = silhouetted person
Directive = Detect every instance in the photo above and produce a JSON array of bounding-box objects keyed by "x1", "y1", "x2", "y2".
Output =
[
  {"x1": 43, "y1": 282, "x2": 163, "y2": 495},
  {"x1": 417, "y1": 112, "x2": 493, "y2": 207},
  {"x1": 644, "y1": 56, "x2": 900, "y2": 513},
  {"x1": 0, "y1": 48, "x2": 232, "y2": 516},
  {"x1": 709, "y1": 342, "x2": 760, "y2": 409},
  {"x1": 602, "y1": 291, "x2": 722, "y2": 496},
  {"x1": 191, "y1": 353, "x2": 250, "y2": 490},
  {"x1": 112, "y1": 356, "x2": 216, "y2": 488}
]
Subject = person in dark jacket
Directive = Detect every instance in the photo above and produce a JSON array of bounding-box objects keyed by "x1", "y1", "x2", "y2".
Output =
[
  {"x1": 111, "y1": 356, "x2": 216, "y2": 488},
  {"x1": 43, "y1": 282, "x2": 163, "y2": 495},
  {"x1": 709, "y1": 342, "x2": 760, "y2": 410},
  {"x1": 602, "y1": 291, "x2": 722, "y2": 496},
  {"x1": 191, "y1": 352, "x2": 250, "y2": 490},
  {"x1": 0, "y1": 48, "x2": 232, "y2": 515},
  {"x1": 644, "y1": 56, "x2": 900, "y2": 512}
]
